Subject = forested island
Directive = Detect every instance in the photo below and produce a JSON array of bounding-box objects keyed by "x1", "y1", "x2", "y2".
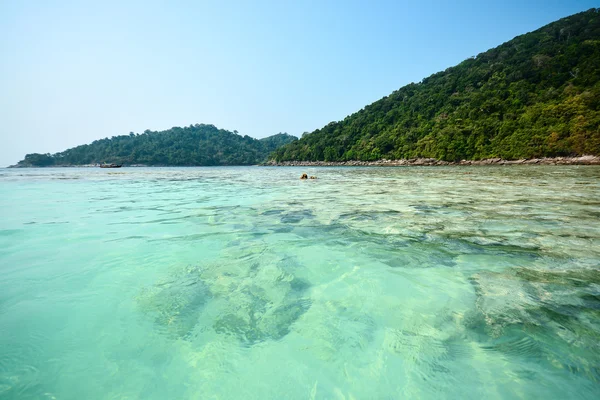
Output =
[
  {"x1": 271, "y1": 9, "x2": 600, "y2": 163},
  {"x1": 12, "y1": 9, "x2": 600, "y2": 168},
  {"x1": 13, "y1": 125, "x2": 297, "y2": 167}
]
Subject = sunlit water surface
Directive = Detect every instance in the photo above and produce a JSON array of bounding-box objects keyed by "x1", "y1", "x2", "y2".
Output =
[{"x1": 1, "y1": 166, "x2": 599, "y2": 399}]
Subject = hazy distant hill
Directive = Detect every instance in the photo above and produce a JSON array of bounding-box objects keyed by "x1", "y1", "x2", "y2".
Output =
[
  {"x1": 14, "y1": 125, "x2": 297, "y2": 167},
  {"x1": 272, "y1": 8, "x2": 600, "y2": 162}
]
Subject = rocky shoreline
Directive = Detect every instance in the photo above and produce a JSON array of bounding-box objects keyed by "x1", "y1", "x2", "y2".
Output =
[
  {"x1": 266, "y1": 155, "x2": 600, "y2": 167},
  {"x1": 8, "y1": 155, "x2": 600, "y2": 168}
]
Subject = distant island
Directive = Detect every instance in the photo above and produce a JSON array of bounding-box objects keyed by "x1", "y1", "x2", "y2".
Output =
[
  {"x1": 271, "y1": 9, "x2": 600, "y2": 163},
  {"x1": 12, "y1": 125, "x2": 297, "y2": 167}
]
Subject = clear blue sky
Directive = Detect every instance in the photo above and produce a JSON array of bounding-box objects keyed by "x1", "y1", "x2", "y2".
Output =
[{"x1": 0, "y1": 0, "x2": 597, "y2": 166}]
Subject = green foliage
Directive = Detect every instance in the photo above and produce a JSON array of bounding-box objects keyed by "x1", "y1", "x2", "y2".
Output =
[
  {"x1": 20, "y1": 153, "x2": 55, "y2": 167},
  {"x1": 15, "y1": 125, "x2": 297, "y2": 167},
  {"x1": 272, "y1": 9, "x2": 600, "y2": 162},
  {"x1": 259, "y1": 133, "x2": 299, "y2": 152}
]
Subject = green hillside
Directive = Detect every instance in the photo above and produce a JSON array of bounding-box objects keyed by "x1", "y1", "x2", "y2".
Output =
[
  {"x1": 14, "y1": 125, "x2": 297, "y2": 167},
  {"x1": 272, "y1": 9, "x2": 600, "y2": 162}
]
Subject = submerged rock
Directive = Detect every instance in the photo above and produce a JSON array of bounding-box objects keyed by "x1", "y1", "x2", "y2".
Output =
[
  {"x1": 466, "y1": 267, "x2": 600, "y2": 377},
  {"x1": 138, "y1": 252, "x2": 312, "y2": 345},
  {"x1": 136, "y1": 266, "x2": 212, "y2": 338},
  {"x1": 470, "y1": 267, "x2": 600, "y2": 335},
  {"x1": 210, "y1": 256, "x2": 312, "y2": 345},
  {"x1": 214, "y1": 296, "x2": 311, "y2": 345},
  {"x1": 279, "y1": 208, "x2": 314, "y2": 224}
]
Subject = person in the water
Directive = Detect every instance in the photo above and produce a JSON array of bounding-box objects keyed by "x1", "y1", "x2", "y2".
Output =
[{"x1": 300, "y1": 174, "x2": 317, "y2": 179}]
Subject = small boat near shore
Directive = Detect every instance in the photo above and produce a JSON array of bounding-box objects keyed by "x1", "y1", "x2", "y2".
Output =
[{"x1": 99, "y1": 163, "x2": 122, "y2": 168}]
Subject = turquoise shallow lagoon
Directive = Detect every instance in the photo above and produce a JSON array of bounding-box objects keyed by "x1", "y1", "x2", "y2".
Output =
[{"x1": 0, "y1": 166, "x2": 599, "y2": 399}]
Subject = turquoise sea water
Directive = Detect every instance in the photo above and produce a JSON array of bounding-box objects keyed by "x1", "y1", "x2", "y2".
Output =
[{"x1": 0, "y1": 166, "x2": 599, "y2": 399}]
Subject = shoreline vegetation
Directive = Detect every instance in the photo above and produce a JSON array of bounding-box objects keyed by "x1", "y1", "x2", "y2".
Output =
[{"x1": 266, "y1": 155, "x2": 600, "y2": 167}]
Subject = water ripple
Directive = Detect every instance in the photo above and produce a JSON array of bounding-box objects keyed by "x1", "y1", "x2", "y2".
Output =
[{"x1": 1, "y1": 166, "x2": 599, "y2": 399}]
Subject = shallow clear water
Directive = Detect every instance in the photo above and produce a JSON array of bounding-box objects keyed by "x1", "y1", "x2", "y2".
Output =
[{"x1": 0, "y1": 166, "x2": 599, "y2": 399}]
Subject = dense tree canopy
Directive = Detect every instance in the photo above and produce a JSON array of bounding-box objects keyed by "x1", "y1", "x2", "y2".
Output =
[
  {"x1": 15, "y1": 125, "x2": 297, "y2": 167},
  {"x1": 272, "y1": 9, "x2": 600, "y2": 162}
]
